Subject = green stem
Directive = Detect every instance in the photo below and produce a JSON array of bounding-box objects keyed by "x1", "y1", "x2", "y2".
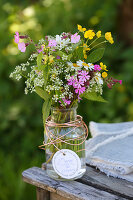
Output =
[
  {"x1": 20, "y1": 73, "x2": 28, "y2": 79},
  {"x1": 87, "y1": 37, "x2": 99, "y2": 48},
  {"x1": 90, "y1": 40, "x2": 108, "y2": 51}
]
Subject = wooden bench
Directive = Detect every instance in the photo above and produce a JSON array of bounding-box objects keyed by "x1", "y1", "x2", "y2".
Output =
[{"x1": 22, "y1": 163, "x2": 133, "y2": 200}]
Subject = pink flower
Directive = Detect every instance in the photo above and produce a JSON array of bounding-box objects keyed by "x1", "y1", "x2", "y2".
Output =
[
  {"x1": 94, "y1": 65, "x2": 101, "y2": 71},
  {"x1": 71, "y1": 33, "x2": 80, "y2": 43},
  {"x1": 59, "y1": 98, "x2": 71, "y2": 105},
  {"x1": 78, "y1": 70, "x2": 90, "y2": 82},
  {"x1": 67, "y1": 76, "x2": 77, "y2": 86},
  {"x1": 64, "y1": 99, "x2": 71, "y2": 105},
  {"x1": 18, "y1": 42, "x2": 26, "y2": 52},
  {"x1": 75, "y1": 87, "x2": 86, "y2": 95},
  {"x1": 37, "y1": 45, "x2": 44, "y2": 53},
  {"x1": 113, "y1": 79, "x2": 122, "y2": 85},
  {"x1": 74, "y1": 80, "x2": 84, "y2": 89},
  {"x1": 14, "y1": 32, "x2": 19, "y2": 43},
  {"x1": 48, "y1": 40, "x2": 57, "y2": 47},
  {"x1": 119, "y1": 80, "x2": 122, "y2": 84},
  {"x1": 106, "y1": 78, "x2": 122, "y2": 89},
  {"x1": 78, "y1": 96, "x2": 82, "y2": 102}
]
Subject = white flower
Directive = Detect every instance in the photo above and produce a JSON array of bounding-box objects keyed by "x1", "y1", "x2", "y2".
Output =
[
  {"x1": 67, "y1": 62, "x2": 73, "y2": 67},
  {"x1": 65, "y1": 46, "x2": 72, "y2": 51},
  {"x1": 71, "y1": 64, "x2": 82, "y2": 71},
  {"x1": 56, "y1": 35, "x2": 70, "y2": 50},
  {"x1": 95, "y1": 72, "x2": 103, "y2": 85},
  {"x1": 83, "y1": 63, "x2": 94, "y2": 70},
  {"x1": 56, "y1": 35, "x2": 62, "y2": 44},
  {"x1": 62, "y1": 54, "x2": 68, "y2": 60},
  {"x1": 88, "y1": 63, "x2": 94, "y2": 70},
  {"x1": 76, "y1": 60, "x2": 83, "y2": 67}
]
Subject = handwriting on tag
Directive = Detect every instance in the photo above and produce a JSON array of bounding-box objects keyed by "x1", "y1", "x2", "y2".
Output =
[{"x1": 52, "y1": 149, "x2": 81, "y2": 179}]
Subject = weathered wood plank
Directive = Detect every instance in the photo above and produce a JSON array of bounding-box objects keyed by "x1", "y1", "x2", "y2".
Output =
[
  {"x1": 78, "y1": 165, "x2": 133, "y2": 199},
  {"x1": 36, "y1": 187, "x2": 50, "y2": 200},
  {"x1": 22, "y1": 167, "x2": 126, "y2": 200},
  {"x1": 50, "y1": 193, "x2": 68, "y2": 200}
]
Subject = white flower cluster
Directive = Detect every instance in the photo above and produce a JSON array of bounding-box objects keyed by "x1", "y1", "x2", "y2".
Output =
[
  {"x1": 38, "y1": 38, "x2": 45, "y2": 45},
  {"x1": 10, "y1": 61, "x2": 30, "y2": 81},
  {"x1": 28, "y1": 53, "x2": 37, "y2": 61},
  {"x1": 88, "y1": 72, "x2": 103, "y2": 95},
  {"x1": 24, "y1": 66, "x2": 44, "y2": 94}
]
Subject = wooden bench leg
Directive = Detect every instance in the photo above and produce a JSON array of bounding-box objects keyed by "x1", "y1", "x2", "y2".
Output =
[{"x1": 36, "y1": 187, "x2": 50, "y2": 200}]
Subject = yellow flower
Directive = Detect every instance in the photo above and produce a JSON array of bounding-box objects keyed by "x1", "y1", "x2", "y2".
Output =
[
  {"x1": 43, "y1": 55, "x2": 48, "y2": 64},
  {"x1": 73, "y1": 63, "x2": 78, "y2": 67},
  {"x1": 102, "y1": 72, "x2": 108, "y2": 78},
  {"x1": 83, "y1": 43, "x2": 90, "y2": 59},
  {"x1": 84, "y1": 30, "x2": 95, "y2": 39},
  {"x1": 77, "y1": 24, "x2": 86, "y2": 32},
  {"x1": 49, "y1": 55, "x2": 54, "y2": 63},
  {"x1": 96, "y1": 31, "x2": 101, "y2": 38},
  {"x1": 105, "y1": 32, "x2": 114, "y2": 44},
  {"x1": 100, "y1": 62, "x2": 108, "y2": 71},
  {"x1": 83, "y1": 52, "x2": 87, "y2": 59},
  {"x1": 83, "y1": 62, "x2": 89, "y2": 67},
  {"x1": 83, "y1": 43, "x2": 90, "y2": 51},
  {"x1": 42, "y1": 44, "x2": 46, "y2": 50}
]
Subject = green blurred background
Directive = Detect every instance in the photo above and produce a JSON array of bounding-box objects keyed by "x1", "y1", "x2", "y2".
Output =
[{"x1": 0, "y1": 0, "x2": 133, "y2": 199}]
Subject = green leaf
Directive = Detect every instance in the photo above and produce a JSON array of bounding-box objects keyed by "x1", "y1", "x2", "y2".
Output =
[
  {"x1": 86, "y1": 48, "x2": 105, "y2": 63},
  {"x1": 37, "y1": 52, "x2": 43, "y2": 68},
  {"x1": 81, "y1": 91, "x2": 107, "y2": 103},
  {"x1": 72, "y1": 41, "x2": 82, "y2": 51},
  {"x1": 42, "y1": 98, "x2": 52, "y2": 125},
  {"x1": 35, "y1": 86, "x2": 50, "y2": 100},
  {"x1": 54, "y1": 51, "x2": 67, "y2": 57},
  {"x1": 67, "y1": 54, "x2": 72, "y2": 60},
  {"x1": 71, "y1": 46, "x2": 84, "y2": 61}
]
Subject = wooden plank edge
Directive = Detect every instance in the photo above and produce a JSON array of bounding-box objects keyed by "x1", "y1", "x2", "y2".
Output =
[{"x1": 22, "y1": 167, "x2": 127, "y2": 200}]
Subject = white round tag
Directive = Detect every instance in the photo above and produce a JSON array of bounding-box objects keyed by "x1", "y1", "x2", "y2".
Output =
[{"x1": 52, "y1": 149, "x2": 81, "y2": 179}]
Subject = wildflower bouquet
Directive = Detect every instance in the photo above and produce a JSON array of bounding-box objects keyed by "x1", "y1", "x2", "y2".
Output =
[
  {"x1": 10, "y1": 25, "x2": 122, "y2": 180},
  {"x1": 10, "y1": 25, "x2": 122, "y2": 124}
]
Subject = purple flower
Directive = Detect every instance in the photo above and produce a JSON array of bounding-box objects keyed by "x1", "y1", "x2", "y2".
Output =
[
  {"x1": 19, "y1": 35, "x2": 28, "y2": 39},
  {"x1": 67, "y1": 76, "x2": 77, "y2": 86},
  {"x1": 62, "y1": 35, "x2": 68, "y2": 39},
  {"x1": 25, "y1": 43, "x2": 30, "y2": 47},
  {"x1": 71, "y1": 33, "x2": 80, "y2": 43},
  {"x1": 56, "y1": 55, "x2": 61, "y2": 59},
  {"x1": 48, "y1": 40, "x2": 57, "y2": 47},
  {"x1": 78, "y1": 70, "x2": 90, "y2": 82},
  {"x1": 14, "y1": 32, "x2": 19, "y2": 44},
  {"x1": 18, "y1": 42, "x2": 26, "y2": 52},
  {"x1": 75, "y1": 87, "x2": 86, "y2": 95},
  {"x1": 94, "y1": 65, "x2": 101, "y2": 71}
]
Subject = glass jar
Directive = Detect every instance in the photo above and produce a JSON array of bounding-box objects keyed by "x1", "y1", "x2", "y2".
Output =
[{"x1": 44, "y1": 106, "x2": 87, "y2": 181}]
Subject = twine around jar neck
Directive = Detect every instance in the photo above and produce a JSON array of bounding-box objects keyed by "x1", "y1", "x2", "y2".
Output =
[{"x1": 39, "y1": 115, "x2": 88, "y2": 157}]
